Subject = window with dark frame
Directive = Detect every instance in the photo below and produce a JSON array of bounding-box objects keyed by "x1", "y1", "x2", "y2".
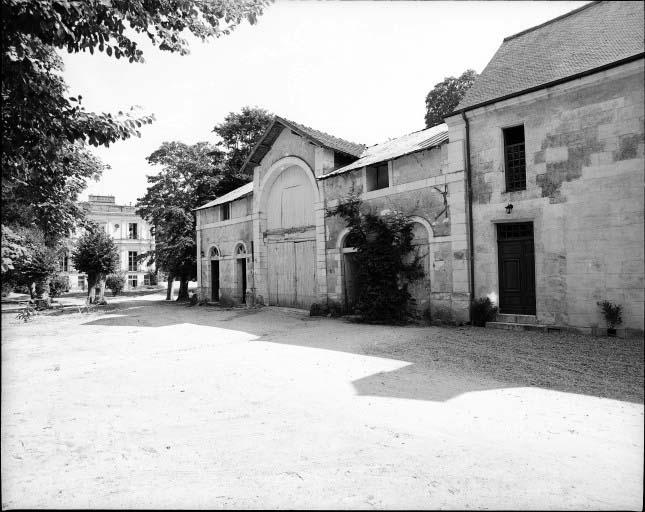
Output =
[
  {"x1": 128, "y1": 222, "x2": 138, "y2": 239},
  {"x1": 128, "y1": 251, "x2": 138, "y2": 271},
  {"x1": 221, "y1": 202, "x2": 231, "y2": 221},
  {"x1": 366, "y1": 162, "x2": 389, "y2": 191},
  {"x1": 128, "y1": 274, "x2": 138, "y2": 288},
  {"x1": 503, "y1": 125, "x2": 526, "y2": 192}
]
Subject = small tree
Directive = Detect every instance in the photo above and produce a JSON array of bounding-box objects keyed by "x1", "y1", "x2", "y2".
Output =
[
  {"x1": 71, "y1": 225, "x2": 119, "y2": 303},
  {"x1": 48, "y1": 274, "x2": 70, "y2": 298},
  {"x1": 105, "y1": 272, "x2": 127, "y2": 296},
  {"x1": 326, "y1": 193, "x2": 424, "y2": 324},
  {"x1": 425, "y1": 69, "x2": 478, "y2": 127}
]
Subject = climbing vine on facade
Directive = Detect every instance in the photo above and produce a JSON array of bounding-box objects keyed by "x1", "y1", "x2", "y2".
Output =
[{"x1": 326, "y1": 194, "x2": 424, "y2": 324}]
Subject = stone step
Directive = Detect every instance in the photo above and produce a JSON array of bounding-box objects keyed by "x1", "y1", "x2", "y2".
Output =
[
  {"x1": 486, "y1": 321, "x2": 567, "y2": 333},
  {"x1": 496, "y1": 313, "x2": 537, "y2": 324}
]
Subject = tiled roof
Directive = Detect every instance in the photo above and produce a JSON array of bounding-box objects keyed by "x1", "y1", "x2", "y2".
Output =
[
  {"x1": 455, "y1": 1, "x2": 645, "y2": 112},
  {"x1": 277, "y1": 117, "x2": 365, "y2": 158},
  {"x1": 320, "y1": 123, "x2": 449, "y2": 179},
  {"x1": 195, "y1": 182, "x2": 253, "y2": 210},
  {"x1": 240, "y1": 116, "x2": 365, "y2": 175}
]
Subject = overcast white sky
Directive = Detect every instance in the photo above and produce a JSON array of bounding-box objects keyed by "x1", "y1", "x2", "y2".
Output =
[{"x1": 62, "y1": 0, "x2": 588, "y2": 205}]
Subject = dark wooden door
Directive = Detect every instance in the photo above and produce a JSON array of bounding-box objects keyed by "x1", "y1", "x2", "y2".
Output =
[
  {"x1": 237, "y1": 258, "x2": 247, "y2": 304},
  {"x1": 497, "y1": 223, "x2": 535, "y2": 315},
  {"x1": 211, "y1": 260, "x2": 219, "y2": 302}
]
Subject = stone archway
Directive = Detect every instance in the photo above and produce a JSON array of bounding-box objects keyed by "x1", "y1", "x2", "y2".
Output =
[{"x1": 256, "y1": 157, "x2": 319, "y2": 308}]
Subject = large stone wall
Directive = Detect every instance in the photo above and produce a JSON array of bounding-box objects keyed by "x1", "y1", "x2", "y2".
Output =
[{"x1": 448, "y1": 60, "x2": 644, "y2": 335}]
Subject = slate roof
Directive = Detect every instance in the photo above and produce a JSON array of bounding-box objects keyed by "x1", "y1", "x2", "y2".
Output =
[
  {"x1": 194, "y1": 182, "x2": 253, "y2": 211},
  {"x1": 455, "y1": 1, "x2": 645, "y2": 112},
  {"x1": 320, "y1": 123, "x2": 449, "y2": 179},
  {"x1": 240, "y1": 116, "x2": 365, "y2": 175}
]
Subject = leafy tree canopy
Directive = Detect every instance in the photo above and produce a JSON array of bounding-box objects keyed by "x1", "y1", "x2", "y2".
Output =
[
  {"x1": 424, "y1": 69, "x2": 478, "y2": 128},
  {"x1": 2, "y1": 0, "x2": 270, "y2": 245},
  {"x1": 71, "y1": 223, "x2": 119, "y2": 300}
]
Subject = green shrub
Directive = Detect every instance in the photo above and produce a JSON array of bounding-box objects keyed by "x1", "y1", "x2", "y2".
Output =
[
  {"x1": 105, "y1": 272, "x2": 126, "y2": 296},
  {"x1": 470, "y1": 297, "x2": 498, "y2": 327},
  {"x1": 328, "y1": 300, "x2": 342, "y2": 318},
  {"x1": 597, "y1": 300, "x2": 622, "y2": 329},
  {"x1": 48, "y1": 274, "x2": 69, "y2": 298}
]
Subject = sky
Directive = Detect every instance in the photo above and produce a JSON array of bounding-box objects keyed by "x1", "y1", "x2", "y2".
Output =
[{"x1": 62, "y1": 0, "x2": 589, "y2": 206}]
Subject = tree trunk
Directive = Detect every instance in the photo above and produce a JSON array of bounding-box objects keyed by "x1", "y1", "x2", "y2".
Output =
[
  {"x1": 29, "y1": 282, "x2": 37, "y2": 299},
  {"x1": 98, "y1": 276, "x2": 106, "y2": 302},
  {"x1": 87, "y1": 273, "x2": 98, "y2": 303},
  {"x1": 166, "y1": 274, "x2": 174, "y2": 301},
  {"x1": 176, "y1": 277, "x2": 189, "y2": 302}
]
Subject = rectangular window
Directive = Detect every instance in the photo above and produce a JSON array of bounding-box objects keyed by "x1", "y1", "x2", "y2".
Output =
[
  {"x1": 128, "y1": 275, "x2": 138, "y2": 288},
  {"x1": 366, "y1": 162, "x2": 389, "y2": 191},
  {"x1": 59, "y1": 254, "x2": 69, "y2": 272},
  {"x1": 144, "y1": 274, "x2": 151, "y2": 286},
  {"x1": 221, "y1": 202, "x2": 231, "y2": 221},
  {"x1": 128, "y1": 251, "x2": 138, "y2": 271},
  {"x1": 503, "y1": 125, "x2": 526, "y2": 192},
  {"x1": 128, "y1": 223, "x2": 138, "y2": 239},
  {"x1": 77, "y1": 276, "x2": 85, "y2": 290}
]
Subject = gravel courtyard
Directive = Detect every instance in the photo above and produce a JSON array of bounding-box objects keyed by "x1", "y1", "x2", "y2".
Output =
[{"x1": 2, "y1": 295, "x2": 643, "y2": 509}]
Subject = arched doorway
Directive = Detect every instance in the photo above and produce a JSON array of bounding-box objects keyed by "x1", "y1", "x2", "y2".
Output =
[
  {"x1": 209, "y1": 246, "x2": 220, "y2": 302},
  {"x1": 235, "y1": 243, "x2": 247, "y2": 304},
  {"x1": 261, "y1": 160, "x2": 318, "y2": 308},
  {"x1": 340, "y1": 230, "x2": 360, "y2": 313},
  {"x1": 408, "y1": 220, "x2": 432, "y2": 310}
]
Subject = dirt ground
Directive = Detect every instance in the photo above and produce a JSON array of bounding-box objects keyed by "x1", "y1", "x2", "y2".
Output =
[{"x1": 1, "y1": 294, "x2": 643, "y2": 509}]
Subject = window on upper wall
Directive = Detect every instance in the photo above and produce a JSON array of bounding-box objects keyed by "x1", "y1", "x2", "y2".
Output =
[
  {"x1": 503, "y1": 125, "x2": 526, "y2": 192},
  {"x1": 128, "y1": 223, "x2": 138, "y2": 239},
  {"x1": 366, "y1": 162, "x2": 389, "y2": 192},
  {"x1": 221, "y1": 202, "x2": 231, "y2": 221}
]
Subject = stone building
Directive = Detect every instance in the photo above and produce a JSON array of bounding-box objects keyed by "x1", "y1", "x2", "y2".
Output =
[
  {"x1": 197, "y1": 1, "x2": 643, "y2": 335},
  {"x1": 196, "y1": 117, "x2": 469, "y2": 319},
  {"x1": 60, "y1": 195, "x2": 155, "y2": 291},
  {"x1": 445, "y1": 0, "x2": 644, "y2": 335}
]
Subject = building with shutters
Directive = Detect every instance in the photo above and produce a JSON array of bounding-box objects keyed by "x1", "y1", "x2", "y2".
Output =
[
  {"x1": 59, "y1": 195, "x2": 156, "y2": 292},
  {"x1": 196, "y1": 1, "x2": 644, "y2": 335}
]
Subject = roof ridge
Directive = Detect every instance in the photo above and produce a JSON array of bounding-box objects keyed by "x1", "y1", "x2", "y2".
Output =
[
  {"x1": 276, "y1": 115, "x2": 365, "y2": 151},
  {"x1": 503, "y1": 1, "x2": 600, "y2": 42},
  {"x1": 365, "y1": 123, "x2": 447, "y2": 150}
]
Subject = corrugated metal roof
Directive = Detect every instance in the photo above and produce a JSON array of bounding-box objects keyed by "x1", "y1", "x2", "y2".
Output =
[
  {"x1": 194, "y1": 182, "x2": 253, "y2": 211},
  {"x1": 319, "y1": 123, "x2": 448, "y2": 179},
  {"x1": 240, "y1": 116, "x2": 365, "y2": 175},
  {"x1": 455, "y1": 1, "x2": 645, "y2": 112}
]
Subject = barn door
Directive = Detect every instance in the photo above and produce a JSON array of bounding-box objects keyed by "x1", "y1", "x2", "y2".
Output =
[
  {"x1": 342, "y1": 252, "x2": 359, "y2": 312},
  {"x1": 267, "y1": 240, "x2": 315, "y2": 308},
  {"x1": 294, "y1": 240, "x2": 316, "y2": 308},
  {"x1": 497, "y1": 222, "x2": 535, "y2": 315}
]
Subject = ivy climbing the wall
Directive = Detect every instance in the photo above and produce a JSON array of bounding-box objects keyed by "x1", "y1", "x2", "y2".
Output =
[{"x1": 326, "y1": 193, "x2": 424, "y2": 324}]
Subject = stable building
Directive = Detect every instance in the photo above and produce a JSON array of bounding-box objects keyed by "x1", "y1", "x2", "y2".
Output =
[{"x1": 197, "y1": 0, "x2": 644, "y2": 335}]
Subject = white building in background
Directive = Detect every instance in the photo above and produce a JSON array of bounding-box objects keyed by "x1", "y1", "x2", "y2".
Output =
[{"x1": 60, "y1": 195, "x2": 155, "y2": 291}]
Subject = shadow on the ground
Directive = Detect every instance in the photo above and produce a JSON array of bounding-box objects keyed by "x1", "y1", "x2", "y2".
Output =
[{"x1": 79, "y1": 297, "x2": 644, "y2": 404}]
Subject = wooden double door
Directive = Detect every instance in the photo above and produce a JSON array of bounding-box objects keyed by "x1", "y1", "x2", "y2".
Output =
[
  {"x1": 267, "y1": 239, "x2": 316, "y2": 309},
  {"x1": 497, "y1": 222, "x2": 536, "y2": 315}
]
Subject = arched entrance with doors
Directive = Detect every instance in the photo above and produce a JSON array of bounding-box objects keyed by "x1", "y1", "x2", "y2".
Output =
[
  {"x1": 209, "y1": 246, "x2": 220, "y2": 302},
  {"x1": 235, "y1": 242, "x2": 248, "y2": 304},
  {"x1": 407, "y1": 218, "x2": 433, "y2": 311},
  {"x1": 259, "y1": 157, "x2": 318, "y2": 309},
  {"x1": 339, "y1": 228, "x2": 360, "y2": 313}
]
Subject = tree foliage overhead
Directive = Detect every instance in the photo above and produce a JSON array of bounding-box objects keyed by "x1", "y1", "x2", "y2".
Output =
[
  {"x1": 326, "y1": 194, "x2": 424, "y2": 324},
  {"x1": 424, "y1": 69, "x2": 478, "y2": 128},
  {"x1": 1, "y1": 0, "x2": 270, "y2": 245}
]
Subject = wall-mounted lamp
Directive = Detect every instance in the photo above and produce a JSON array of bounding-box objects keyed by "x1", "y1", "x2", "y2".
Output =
[{"x1": 505, "y1": 203, "x2": 514, "y2": 214}]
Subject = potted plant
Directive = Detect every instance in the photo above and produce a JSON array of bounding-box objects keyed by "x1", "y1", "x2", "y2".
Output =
[{"x1": 597, "y1": 300, "x2": 623, "y2": 337}]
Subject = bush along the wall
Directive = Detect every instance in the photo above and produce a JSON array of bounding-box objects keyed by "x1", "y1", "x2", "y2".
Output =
[
  {"x1": 48, "y1": 274, "x2": 69, "y2": 298},
  {"x1": 471, "y1": 297, "x2": 498, "y2": 327},
  {"x1": 326, "y1": 193, "x2": 424, "y2": 324}
]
